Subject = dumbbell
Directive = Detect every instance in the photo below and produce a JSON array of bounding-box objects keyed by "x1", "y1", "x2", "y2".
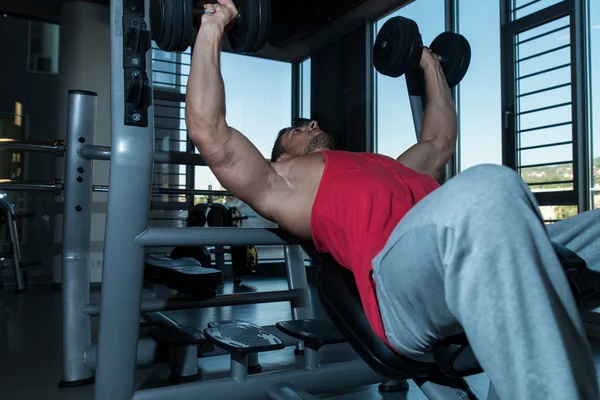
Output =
[
  {"x1": 373, "y1": 16, "x2": 471, "y2": 88},
  {"x1": 150, "y1": 0, "x2": 272, "y2": 54}
]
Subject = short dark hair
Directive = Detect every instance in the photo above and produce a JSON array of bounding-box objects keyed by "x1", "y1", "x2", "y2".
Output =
[{"x1": 270, "y1": 118, "x2": 312, "y2": 162}]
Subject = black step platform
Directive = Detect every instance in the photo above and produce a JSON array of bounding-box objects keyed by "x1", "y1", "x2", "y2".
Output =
[
  {"x1": 149, "y1": 324, "x2": 208, "y2": 346},
  {"x1": 276, "y1": 319, "x2": 347, "y2": 349},
  {"x1": 144, "y1": 255, "x2": 223, "y2": 298},
  {"x1": 204, "y1": 320, "x2": 285, "y2": 355}
]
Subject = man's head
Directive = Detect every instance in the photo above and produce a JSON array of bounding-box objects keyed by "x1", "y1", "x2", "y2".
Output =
[{"x1": 270, "y1": 119, "x2": 334, "y2": 163}]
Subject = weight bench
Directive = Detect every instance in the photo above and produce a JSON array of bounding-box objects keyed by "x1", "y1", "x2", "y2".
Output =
[{"x1": 315, "y1": 242, "x2": 600, "y2": 399}]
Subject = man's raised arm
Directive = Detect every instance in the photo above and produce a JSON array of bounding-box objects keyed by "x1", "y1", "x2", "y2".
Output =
[
  {"x1": 396, "y1": 48, "x2": 458, "y2": 179},
  {"x1": 185, "y1": 1, "x2": 284, "y2": 215}
]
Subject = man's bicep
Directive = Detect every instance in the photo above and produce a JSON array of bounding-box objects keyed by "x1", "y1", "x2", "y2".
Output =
[{"x1": 200, "y1": 127, "x2": 283, "y2": 206}]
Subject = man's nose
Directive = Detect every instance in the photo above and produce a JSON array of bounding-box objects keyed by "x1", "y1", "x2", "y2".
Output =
[{"x1": 309, "y1": 121, "x2": 319, "y2": 130}]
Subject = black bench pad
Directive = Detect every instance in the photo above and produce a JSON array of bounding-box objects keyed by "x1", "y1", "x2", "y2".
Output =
[
  {"x1": 144, "y1": 255, "x2": 223, "y2": 298},
  {"x1": 276, "y1": 319, "x2": 346, "y2": 349}
]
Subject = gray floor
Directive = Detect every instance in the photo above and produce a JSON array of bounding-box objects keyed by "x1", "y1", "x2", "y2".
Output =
[{"x1": 0, "y1": 276, "x2": 599, "y2": 400}]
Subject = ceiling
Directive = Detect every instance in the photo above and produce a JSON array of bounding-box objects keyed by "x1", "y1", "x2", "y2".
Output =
[{"x1": 0, "y1": 0, "x2": 413, "y2": 63}]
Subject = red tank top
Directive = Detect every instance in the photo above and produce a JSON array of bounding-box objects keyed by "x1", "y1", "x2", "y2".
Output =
[{"x1": 311, "y1": 151, "x2": 440, "y2": 347}]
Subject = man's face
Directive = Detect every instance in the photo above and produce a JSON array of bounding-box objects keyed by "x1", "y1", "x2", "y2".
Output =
[{"x1": 277, "y1": 120, "x2": 334, "y2": 162}]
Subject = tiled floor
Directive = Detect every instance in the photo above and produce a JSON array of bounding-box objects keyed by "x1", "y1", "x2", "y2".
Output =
[{"x1": 0, "y1": 277, "x2": 598, "y2": 399}]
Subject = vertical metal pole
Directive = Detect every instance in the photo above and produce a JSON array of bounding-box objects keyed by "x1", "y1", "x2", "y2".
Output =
[
  {"x1": 408, "y1": 95, "x2": 425, "y2": 141},
  {"x1": 283, "y1": 246, "x2": 312, "y2": 320},
  {"x1": 444, "y1": 0, "x2": 459, "y2": 180},
  {"x1": 94, "y1": 0, "x2": 154, "y2": 398},
  {"x1": 500, "y1": 0, "x2": 517, "y2": 170},
  {"x1": 292, "y1": 62, "x2": 301, "y2": 122},
  {"x1": 365, "y1": 22, "x2": 375, "y2": 153},
  {"x1": 59, "y1": 90, "x2": 96, "y2": 387},
  {"x1": 572, "y1": 0, "x2": 591, "y2": 212},
  {"x1": 5, "y1": 203, "x2": 25, "y2": 291}
]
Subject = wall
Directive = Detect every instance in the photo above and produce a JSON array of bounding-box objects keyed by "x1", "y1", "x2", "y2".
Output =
[
  {"x1": 0, "y1": 14, "x2": 60, "y2": 283},
  {"x1": 53, "y1": 0, "x2": 111, "y2": 284},
  {"x1": 311, "y1": 25, "x2": 371, "y2": 152}
]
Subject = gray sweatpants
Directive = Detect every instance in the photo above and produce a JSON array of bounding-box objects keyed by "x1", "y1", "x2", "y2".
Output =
[{"x1": 372, "y1": 164, "x2": 600, "y2": 400}]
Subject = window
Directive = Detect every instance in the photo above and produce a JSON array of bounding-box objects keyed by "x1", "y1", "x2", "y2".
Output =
[
  {"x1": 589, "y1": 0, "x2": 600, "y2": 208},
  {"x1": 374, "y1": 0, "x2": 445, "y2": 159},
  {"x1": 193, "y1": 52, "x2": 292, "y2": 260},
  {"x1": 152, "y1": 46, "x2": 191, "y2": 93},
  {"x1": 28, "y1": 21, "x2": 60, "y2": 74},
  {"x1": 512, "y1": 0, "x2": 566, "y2": 21},
  {"x1": 301, "y1": 58, "x2": 311, "y2": 119},
  {"x1": 458, "y1": 0, "x2": 503, "y2": 170}
]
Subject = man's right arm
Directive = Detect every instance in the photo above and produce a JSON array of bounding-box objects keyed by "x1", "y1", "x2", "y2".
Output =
[{"x1": 185, "y1": 8, "x2": 285, "y2": 218}]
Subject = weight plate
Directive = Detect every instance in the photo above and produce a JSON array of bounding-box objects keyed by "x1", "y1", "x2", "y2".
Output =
[
  {"x1": 187, "y1": 203, "x2": 208, "y2": 227},
  {"x1": 429, "y1": 32, "x2": 471, "y2": 88},
  {"x1": 179, "y1": 0, "x2": 195, "y2": 52},
  {"x1": 373, "y1": 16, "x2": 420, "y2": 78},
  {"x1": 207, "y1": 203, "x2": 228, "y2": 227},
  {"x1": 168, "y1": 0, "x2": 185, "y2": 52},
  {"x1": 249, "y1": 0, "x2": 272, "y2": 53},
  {"x1": 228, "y1": 0, "x2": 260, "y2": 54},
  {"x1": 150, "y1": 0, "x2": 171, "y2": 51}
]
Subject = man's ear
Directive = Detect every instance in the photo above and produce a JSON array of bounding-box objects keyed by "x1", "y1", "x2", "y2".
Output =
[{"x1": 276, "y1": 153, "x2": 291, "y2": 163}]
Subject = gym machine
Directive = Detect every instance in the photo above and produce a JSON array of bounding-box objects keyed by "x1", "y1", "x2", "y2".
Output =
[{"x1": 0, "y1": 139, "x2": 63, "y2": 291}]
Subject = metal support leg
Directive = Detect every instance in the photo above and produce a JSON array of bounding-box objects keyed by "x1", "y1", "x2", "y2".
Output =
[
  {"x1": 5, "y1": 206, "x2": 25, "y2": 291},
  {"x1": 284, "y1": 246, "x2": 312, "y2": 320},
  {"x1": 284, "y1": 245, "x2": 312, "y2": 354},
  {"x1": 408, "y1": 94, "x2": 425, "y2": 141},
  {"x1": 94, "y1": 0, "x2": 155, "y2": 398},
  {"x1": 170, "y1": 345, "x2": 200, "y2": 383},
  {"x1": 303, "y1": 347, "x2": 320, "y2": 371},
  {"x1": 231, "y1": 353, "x2": 249, "y2": 383},
  {"x1": 59, "y1": 90, "x2": 97, "y2": 387}
]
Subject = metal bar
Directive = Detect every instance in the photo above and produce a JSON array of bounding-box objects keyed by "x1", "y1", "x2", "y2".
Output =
[
  {"x1": 518, "y1": 121, "x2": 571, "y2": 133},
  {"x1": 79, "y1": 144, "x2": 208, "y2": 166},
  {"x1": 527, "y1": 179, "x2": 573, "y2": 187},
  {"x1": 518, "y1": 82, "x2": 571, "y2": 98},
  {"x1": 292, "y1": 62, "x2": 301, "y2": 121},
  {"x1": 517, "y1": 63, "x2": 570, "y2": 81},
  {"x1": 92, "y1": 185, "x2": 229, "y2": 197},
  {"x1": 0, "y1": 200, "x2": 25, "y2": 291},
  {"x1": 500, "y1": 0, "x2": 517, "y2": 169},
  {"x1": 94, "y1": 0, "x2": 155, "y2": 398},
  {"x1": 136, "y1": 227, "x2": 295, "y2": 247},
  {"x1": 131, "y1": 359, "x2": 385, "y2": 400},
  {"x1": 534, "y1": 191, "x2": 578, "y2": 206},
  {"x1": 83, "y1": 327, "x2": 302, "y2": 370},
  {"x1": 517, "y1": 43, "x2": 570, "y2": 63},
  {"x1": 519, "y1": 160, "x2": 572, "y2": 169},
  {"x1": 0, "y1": 139, "x2": 65, "y2": 156},
  {"x1": 153, "y1": 89, "x2": 186, "y2": 103},
  {"x1": 508, "y1": 1, "x2": 571, "y2": 35},
  {"x1": 365, "y1": 22, "x2": 375, "y2": 153},
  {"x1": 444, "y1": 0, "x2": 459, "y2": 179},
  {"x1": 82, "y1": 289, "x2": 302, "y2": 317},
  {"x1": 517, "y1": 24, "x2": 570, "y2": 46},
  {"x1": 408, "y1": 95, "x2": 425, "y2": 141},
  {"x1": 284, "y1": 246, "x2": 313, "y2": 320},
  {"x1": 517, "y1": 101, "x2": 571, "y2": 115},
  {"x1": 0, "y1": 179, "x2": 63, "y2": 194},
  {"x1": 60, "y1": 90, "x2": 96, "y2": 386},
  {"x1": 513, "y1": 0, "x2": 541, "y2": 14},
  {"x1": 518, "y1": 140, "x2": 572, "y2": 151},
  {"x1": 572, "y1": 0, "x2": 591, "y2": 213}
]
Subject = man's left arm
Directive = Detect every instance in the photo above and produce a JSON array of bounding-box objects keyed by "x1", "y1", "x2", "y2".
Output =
[{"x1": 396, "y1": 49, "x2": 458, "y2": 180}]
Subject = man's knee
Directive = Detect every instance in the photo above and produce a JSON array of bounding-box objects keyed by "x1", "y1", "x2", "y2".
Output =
[{"x1": 452, "y1": 164, "x2": 526, "y2": 195}]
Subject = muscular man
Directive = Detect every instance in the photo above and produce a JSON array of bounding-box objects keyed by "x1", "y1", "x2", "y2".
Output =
[{"x1": 186, "y1": 2, "x2": 600, "y2": 398}]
